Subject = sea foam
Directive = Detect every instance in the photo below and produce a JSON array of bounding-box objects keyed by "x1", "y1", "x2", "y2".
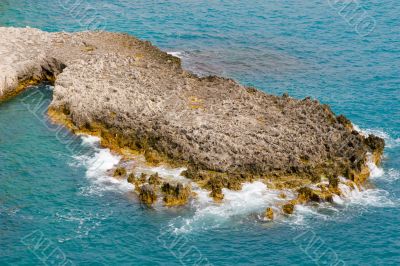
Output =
[
  {"x1": 173, "y1": 181, "x2": 293, "y2": 232},
  {"x1": 167, "y1": 51, "x2": 183, "y2": 59},
  {"x1": 73, "y1": 132, "x2": 397, "y2": 231},
  {"x1": 72, "y1": 135, "x2": 133, "y2": 195},
  {"x1": 330, "y1": 157, "x2": 395, "y2": 209},
  {"x1": 366, "y1": 153, "x2": 385, "y2": 178},
  {"x1": 353, "y1": 124, "x2": 399, "y2": 149}
]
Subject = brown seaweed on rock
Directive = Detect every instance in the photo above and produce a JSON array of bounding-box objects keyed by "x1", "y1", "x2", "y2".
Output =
[
  {"x1": 264, "y1": 207, "x2": 274, "y2": 220},
  {"x1": 138, "y1": 185, "x2": 157, "y2": 205},
  {"x1": 148, "y1": 173, "x2": 162, "y2": 186},
  {"x1": 282, "y1": 203, "x2": 295, "y2": 215},
  {"x1": 161, "y1": 182, "x2": 191, "y2": 206},
  {"x1": 113, "y1": 167, "x2": 127, "y2": 177}
]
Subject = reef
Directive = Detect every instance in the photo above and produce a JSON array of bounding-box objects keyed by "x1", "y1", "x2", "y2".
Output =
[{"x1": 0, "y1": 27, "x2": 385, "y2": 213}]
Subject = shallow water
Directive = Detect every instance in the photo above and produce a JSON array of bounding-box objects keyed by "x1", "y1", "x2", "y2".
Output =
[{"x1": 1, "y1": 1, "x2": 399, "y2": 265}]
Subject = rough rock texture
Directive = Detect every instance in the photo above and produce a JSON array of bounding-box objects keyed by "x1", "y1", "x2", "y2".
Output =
[
  {"x1": 0, "y1": 27, "x2": 385, "y2": 195},
  {"x1": 138, "y1": 185, "x2": 157, "y2": 205},
  {"x1": 148, "y1": 173, "x2": 162, "y2": 186},
  {"x1": 161, "y1": 182, "x2": 191, "y2": 206},
  {"x1": 282, "y1": 203, "x2": 295, "y2": 215},
  {"x1": 113, "y1": 167, "x2": 127, "y2": 177},
  {"x1": 124, "y1": 170, "x2": 191, "y2": 206},
  {"x1": 0, "y1": 28, "x2": 65, "y2": 100}
]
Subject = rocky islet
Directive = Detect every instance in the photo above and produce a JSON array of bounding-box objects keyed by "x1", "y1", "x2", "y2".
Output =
[{"x1": 0, "y1": 27, "x2": 385, "y2": 214}]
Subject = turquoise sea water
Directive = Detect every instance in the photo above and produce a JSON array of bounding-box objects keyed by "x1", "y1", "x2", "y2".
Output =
[{"x1": 1, "y1": 0, "x2": 399, "y2": 265}]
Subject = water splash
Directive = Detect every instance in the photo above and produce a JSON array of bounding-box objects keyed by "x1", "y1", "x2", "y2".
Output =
[
  {"x1": 172, "y1": 182, "x2": 293, "y2": 233},
  {"x1": 353, "y1": 124, "x2": 399, "y2": 149},
  {"x1": 71, "y1": 135, "x2": 133, "y2": 196},
  {"x1": 166, "y1": 51, "x2": 183, "y2": 59},
  {"x1": 73, "y1": 134, "x2": 398, "y2": 232}
]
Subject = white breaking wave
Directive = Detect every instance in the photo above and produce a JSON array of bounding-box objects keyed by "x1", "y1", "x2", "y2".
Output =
[
  {"x1": 72, "y1": 134, "x2": 191, "y2": 197},
  {"x1": 80, "y1": 134, "x2": 101, "y2": 146},
  {"x1": 330, "y1": 158, "x2": 396, "y2": 208},
  {"x1": 173, "y1": 160, "x2": 397, "y2": 231},
  {"x1": 368, "y1": 166, "x2": 400, "y2": 183},
  {"x1": 72, "y1": 133, "x2": 398, "y2": 231},
  {"x1": 386, "y1": 168, "x2": 400, "y2": 182},
  {"x1": 72, "y1": 135, "x2": 133, "y2": 195},
  {"x1": 289, "y1": 184, "x2": 396, "y2": 227},
  {"x1": 135, "y1": 164, "x2": 188, "y2": 183},
  {"x1": 167, "y1": 51, "x2": 183, "y2": 59},
  {"x1": 366, "y1": 153, "x2": 385, "y2": 178},
  {"x1": 353, "y1": 124, "x2": 399, "y2": 149},
  {"x1": 173, "y1": 181, "x2": 294, "y2": 233},
  {"x1": 85, "y1": 149, "x2": 120, "y2": 180},
  {"x1": 362, "y1": 144, "x2": 400, "y2": 184},
  {"x1": 336, "y1": 183, "x2": 395, "y2": 208}
]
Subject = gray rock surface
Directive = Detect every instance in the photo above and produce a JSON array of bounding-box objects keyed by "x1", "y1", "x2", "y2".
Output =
[{"x1": 0, "y1": 27, "x2": 384, "y2": 184}]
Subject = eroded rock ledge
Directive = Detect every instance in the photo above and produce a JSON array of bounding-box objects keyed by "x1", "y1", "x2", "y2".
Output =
[{"x1": 0, "y1": 27, "x2": 385, "y2": 212}]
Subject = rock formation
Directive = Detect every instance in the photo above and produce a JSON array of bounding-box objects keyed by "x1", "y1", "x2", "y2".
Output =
[
  {"x1": 0, "y1": 27, "x2": 385, "y2": 212},
  {"x1": 138, "y1": 185, "x2": 157, "y2": 205},
  {"x1": 161, "y1": 182, "x2": 191, "y2": 206},
  {"x1": 113, "y1": 167, "x2": 127, "y2": 178},
  {"x1": 264, "y1": 207, "x2": 274, "y2": 220}
]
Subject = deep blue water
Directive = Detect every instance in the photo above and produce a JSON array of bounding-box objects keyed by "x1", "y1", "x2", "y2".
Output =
[{"x1": 0, "y1": 0, "x2": 399, "y2": 265}]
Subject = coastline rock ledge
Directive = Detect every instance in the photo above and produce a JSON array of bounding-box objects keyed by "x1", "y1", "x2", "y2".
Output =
[{"x1": 0, "y1": 27, "x2": 385, "y2": 210}]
